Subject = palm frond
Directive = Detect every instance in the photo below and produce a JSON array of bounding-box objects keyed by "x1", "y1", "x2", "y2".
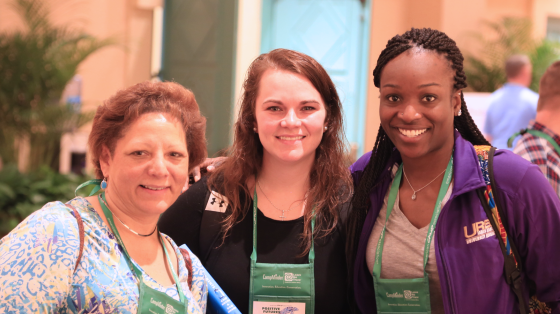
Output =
[
  {"x1": 463, "y1": 17, "x2": 560, "y2": 92},
  {"x1": 0, "y1": 0, "x2": 112, "y2": 170}
]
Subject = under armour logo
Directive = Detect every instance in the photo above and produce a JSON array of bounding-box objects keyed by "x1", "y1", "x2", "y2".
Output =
[
  {"x1": 206, "y1": 191, "x2": 229, "y2": 213},
  {"x1": 210, "y1": 197, "x2": 226, "y2": 207}
]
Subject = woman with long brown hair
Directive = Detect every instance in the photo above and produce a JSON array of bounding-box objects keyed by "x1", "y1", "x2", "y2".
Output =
[{"x1": 159, "y1": 48, "x2": 353, "y2": 313}]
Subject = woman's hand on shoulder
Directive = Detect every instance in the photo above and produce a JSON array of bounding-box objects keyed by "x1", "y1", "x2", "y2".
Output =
[{"x1": 184, "y1": 157, "x2": 227, "y2": 192}]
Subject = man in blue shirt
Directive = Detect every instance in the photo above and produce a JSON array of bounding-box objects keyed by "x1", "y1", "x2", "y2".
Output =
[{"x1": 484, "y1": 54, "x2": 539, "y2": 149}]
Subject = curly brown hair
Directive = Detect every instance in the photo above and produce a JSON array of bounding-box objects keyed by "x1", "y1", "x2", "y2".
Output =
[
  {"x1": 89, "y1": 81, "x2": 207, "y2": 179},
  {"x1": 208, "y1": 49, "x2": 353, "y2": 254}
]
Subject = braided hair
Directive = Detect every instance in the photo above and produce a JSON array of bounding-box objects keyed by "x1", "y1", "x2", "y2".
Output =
[{"x1": 346, "y1": 28, "x2": 489, "y2": 289}]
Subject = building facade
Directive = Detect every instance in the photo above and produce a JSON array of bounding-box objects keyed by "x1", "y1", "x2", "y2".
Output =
[{"x1": 1, "y1": 0, "x2": 559, "y2": 173}]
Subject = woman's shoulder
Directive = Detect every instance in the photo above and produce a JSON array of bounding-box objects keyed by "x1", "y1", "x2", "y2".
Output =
[
  {"x1": 161, "y1": 234, "x2": 208, "y2": 311},
  {"x1": 180, "y1": 176, "x2": 214, "y2": 204},
  {"x1": 0, "y1": 198, "x2": 96, "y2": 312},
  {"x1": 0, "y1": 197, "x2": 107, "y2": 259},
  {"x1": 161, "y1": 234, "x2": 206, "y2": 282},
  {"x1": 350, "y1": 151, "x2": 373, "y2": 174},
  {"x1": 492, "y1": 148, "x2": 551, "y2": 196},
  {"x1": 162, "y1": 234, "x2": 203, "y2": 266},
  {"x1": 1, "y1": 198, "x2": 87, "y2": 243},
  {"x1": 181, "y1": 174, "x2": 237, "y2": 213}
]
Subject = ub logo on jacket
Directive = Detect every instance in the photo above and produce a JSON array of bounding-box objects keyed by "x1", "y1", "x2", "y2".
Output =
[{"x1": 463, "y1": 219, "x2": 495, "y2": 244}]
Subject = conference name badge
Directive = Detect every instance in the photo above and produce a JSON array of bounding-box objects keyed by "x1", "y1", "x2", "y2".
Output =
[{"x1": 253, "y1": 301, "x2": 305, "y2": 314}]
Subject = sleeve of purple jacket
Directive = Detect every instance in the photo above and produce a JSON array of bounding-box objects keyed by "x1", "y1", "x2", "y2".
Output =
[{"x1": 493, "y1": 150, "x2": 560, "y2": 312}]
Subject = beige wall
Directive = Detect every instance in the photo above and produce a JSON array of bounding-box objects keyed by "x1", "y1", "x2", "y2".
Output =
[
  {"x1": 363, "y1": 0, "x2": 559, "y2": 151},
  {"x1": 0, "y1": 0, "x2": 159, "y2": 110},
  {"x1": 532, "y1": 0, "x2": 560, "y2": 38},
  {"x1": 0, "y1": 0, "x2": 160, "y2": 173}
]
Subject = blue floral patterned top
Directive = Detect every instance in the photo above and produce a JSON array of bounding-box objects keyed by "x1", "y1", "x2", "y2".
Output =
[{"x1": 0, "y1": 197, "x2": 207, "y2": 313}]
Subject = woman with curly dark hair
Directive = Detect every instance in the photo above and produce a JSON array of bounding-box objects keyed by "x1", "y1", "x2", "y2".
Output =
[
  {"x1": 347, "y1": 28, "x2": 560, "y2": 314},
  {"x1": 159, "y1": 49, "x2": 353, "y2": 314}
]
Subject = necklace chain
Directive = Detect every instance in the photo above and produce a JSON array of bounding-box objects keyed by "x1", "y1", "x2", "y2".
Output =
[
  {"x1": 257, "y1": 180, "x2": 304, "y2": 221},
  {"x1": 100, "y1": 196, "x2": 157, "y2": 237},
  {"x1": 402, "y1": 166, "x2": 447, "y2": 200}
]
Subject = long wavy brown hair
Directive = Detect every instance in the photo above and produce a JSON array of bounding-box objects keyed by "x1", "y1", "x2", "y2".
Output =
[{"x1": 208, "y1": 48, "x2": 353, "y2": 253}]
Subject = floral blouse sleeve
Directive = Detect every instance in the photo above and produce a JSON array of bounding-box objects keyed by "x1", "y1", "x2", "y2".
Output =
[{"x1": 0, "y1": 201, "x2": 81, "y2": 312}]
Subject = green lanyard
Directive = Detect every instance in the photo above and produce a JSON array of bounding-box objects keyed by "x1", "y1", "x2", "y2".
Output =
[
  {"x1": 372, "y1": 155, "x2": 453, "y2": 313},
  {"x1": 248, "y1": 187, "x2": 316, "y2": 314},
  {"x1": 75, "y1": 181, "x2": 188, "y2": 313},
  {"x1": 508, "y1": 129, "x2": 560, "y2": 155}
]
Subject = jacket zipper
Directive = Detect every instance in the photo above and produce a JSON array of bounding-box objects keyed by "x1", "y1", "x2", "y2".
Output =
[{"x1": 438, "y1": 205, "x2": 457, "y2": 314}]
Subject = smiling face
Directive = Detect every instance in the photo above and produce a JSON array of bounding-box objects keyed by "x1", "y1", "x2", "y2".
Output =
[
  {"x1": 100, "y1": 112, "x2": 189, "y2": 216},
  {"x1": 379, "y1": 48, "x2": 461, "y2": 160},
  {"x1": 254, "y1": 69, "x2": 327, "y2": 165}
]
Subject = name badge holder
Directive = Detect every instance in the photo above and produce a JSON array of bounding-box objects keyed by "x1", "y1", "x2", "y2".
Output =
[
  {"x1": 372, "y1": 156, "x2": 453, "y2": 314},
  {"x1": 248, "y1": 188, "x2": 316, "y2": 314}
]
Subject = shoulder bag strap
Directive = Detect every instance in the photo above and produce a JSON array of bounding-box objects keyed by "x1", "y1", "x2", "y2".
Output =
[
  {"x1": 508, "y1": 129, "x2": 560, "y2": 155},
  {"x1": 65, "y1": 203, "x2": 84, "y2": 275},
  {"x1": 474, "y1": 146, "x2": 528, "y2": 314},
  {"x1": 507, "y1": 130, "x2": 525, "y2": 148},
  {"x1": 178, "y1": 248, "x2": 194, "y2": 290},
  {"x1": 487, "y1": 147, "x2": 524, "y2": 269}
]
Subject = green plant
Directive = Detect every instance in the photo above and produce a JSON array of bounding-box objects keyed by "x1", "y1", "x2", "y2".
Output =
[
  {"x1": 0, "y1": 0, "x2": 111, "y2": 170},
  {"x1": 463, "y1": 17, "x2": 560, "y2": 92},
  {"x1": 0, "y1": 164, "x2": 93, "y2": 237}
]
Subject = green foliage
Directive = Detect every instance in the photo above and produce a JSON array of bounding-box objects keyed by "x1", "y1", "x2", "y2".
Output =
[
  {"x1": 464, "y1": 17, "x2": 560, "y2": 92},
  {"x1": 0, "y1": 164, "x2": 92, "y2": 237},
  {"x1": 529, "y1": 39, "x2": 560, "y2": 92},
  {"x1": 0, "y1": 0, "x2": 111, "y2": 170}
]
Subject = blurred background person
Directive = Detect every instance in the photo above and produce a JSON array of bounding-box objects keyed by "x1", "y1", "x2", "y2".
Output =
[
  {"x1": 484, "y1": 54, "x2": 539, "y2": 149},
  {"x1": 0, "y1": 81, "x2": 208, "y2": 313},
  {"x1": 512, "y1": 60, "x2": 560, "y2": 197}
]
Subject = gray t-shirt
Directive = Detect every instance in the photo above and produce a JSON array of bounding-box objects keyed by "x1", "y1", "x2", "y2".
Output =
[{"x1": 366, "y1": 165, "x2": 453, "y2": 314}]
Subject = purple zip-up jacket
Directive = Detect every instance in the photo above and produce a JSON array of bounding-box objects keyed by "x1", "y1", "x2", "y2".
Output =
[{"x1": 351, "y1": 131, "x2": 560, "y2": 313}]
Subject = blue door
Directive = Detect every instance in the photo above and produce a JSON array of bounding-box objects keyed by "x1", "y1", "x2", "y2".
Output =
[{"x1": 261, "y1": 0, "x2": 371, "y2": 157}]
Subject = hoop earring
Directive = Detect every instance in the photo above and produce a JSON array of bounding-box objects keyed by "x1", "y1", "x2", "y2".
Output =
[{"x1": 101, "y1": 178, "x2": 108, "y2": 189}]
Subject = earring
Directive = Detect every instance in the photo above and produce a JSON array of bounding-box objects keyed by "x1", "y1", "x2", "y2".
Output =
[
  {"x1": 458, "y1": 109, "x2": 462, "y2": 117},
  {"x1": 324, "y1": 126, "x2": 328, "y2": 131},
  {"x1": 101, "y1": 178, "x2": 108, "y2": 189},
  {"x1": 253, "y1": 127, "x2": 257, "y2": 133}
]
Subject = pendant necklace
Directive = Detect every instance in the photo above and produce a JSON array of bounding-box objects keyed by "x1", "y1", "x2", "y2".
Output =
[
  {"x1": 402, "y1": 166, "x2": 447, "y2": 200},
  {"x1": 100, "y1": 196, "x2": 157, "y2": 237},
  {"x1": 257, "y1": 180, "x2": 305, "y2": 221}
]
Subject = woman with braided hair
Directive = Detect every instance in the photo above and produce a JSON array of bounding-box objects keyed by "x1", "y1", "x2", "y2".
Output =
[{"x1": 347, "y1": 28, "x2": 560, "y2": 313}]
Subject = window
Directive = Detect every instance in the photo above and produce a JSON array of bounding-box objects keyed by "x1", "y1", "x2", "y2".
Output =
[{"x1": 547, "y1": 16, "x2": 560, "y2": 42}]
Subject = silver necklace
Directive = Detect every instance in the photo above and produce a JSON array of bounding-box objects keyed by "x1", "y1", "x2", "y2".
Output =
[
  {"x1": 257, "y1": 180, "x2": 303, "y2": 221},
  {"x1": 100, "y1": 196, "x2": 157, "y2": 237},
  {"x1": 402, "y1": 166, "x2": 447, "y2": 200}
]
